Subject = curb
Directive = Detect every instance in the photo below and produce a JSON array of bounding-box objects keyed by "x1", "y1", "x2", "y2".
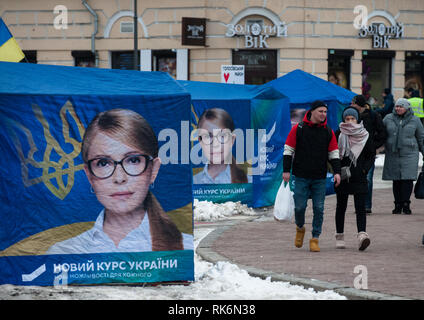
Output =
[{"x1": 196, "y1": 217, "x2": 414, "y2": 301}]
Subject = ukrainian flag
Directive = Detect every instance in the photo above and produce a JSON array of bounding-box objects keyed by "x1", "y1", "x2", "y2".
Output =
[{"x1": 0, "y1": 18, "x2": 25, "y2": 62}]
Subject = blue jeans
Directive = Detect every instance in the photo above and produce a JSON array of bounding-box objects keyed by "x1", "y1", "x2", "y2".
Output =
[
  {"x1": 293, "y1": 176, "x2": 327, "y2": 238},
  {"x1": 365, "y1": 163, "x2": 375, "y2": 209}
]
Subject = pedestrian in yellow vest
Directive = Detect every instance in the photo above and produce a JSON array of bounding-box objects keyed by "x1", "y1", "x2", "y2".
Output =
[{"x1": 405, "y1": 87, "x2": 424, "y2": 125}]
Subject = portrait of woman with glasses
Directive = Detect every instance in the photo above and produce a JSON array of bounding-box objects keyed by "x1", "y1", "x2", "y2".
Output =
[
  {"x1": 47, "y1": 108, "x2": 193, "y2": 254},
  {"x1": 193, "y1": 108, "x2": 250, "y2": 184}
]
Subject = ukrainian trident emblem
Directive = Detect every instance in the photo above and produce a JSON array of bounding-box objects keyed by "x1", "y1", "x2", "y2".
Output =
[{"x1": 5, "y1": 100, "x2": 86, "y2": 200}]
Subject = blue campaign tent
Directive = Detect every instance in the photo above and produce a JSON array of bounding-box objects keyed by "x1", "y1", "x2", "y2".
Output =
[
  {"x1": 263, "y1": 69, "x2": 357, "y2": 130},
  {"x1": 0, "y1": 61, "x2": 194, "y2": 286},
  {"x1": 179, "y1": 80, "x2": 291, "y2": 208},
  {"x1": 0, "y1": 61, "x2": 188, "y2": 97}
]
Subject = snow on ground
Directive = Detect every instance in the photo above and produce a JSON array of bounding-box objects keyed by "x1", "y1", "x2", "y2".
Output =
[
  {"x1": 193, "y1": 199, "x2": 258, "y2": 221},
  {"x1": 0, "y1": 201, "x2": 346, "y2": 300}
]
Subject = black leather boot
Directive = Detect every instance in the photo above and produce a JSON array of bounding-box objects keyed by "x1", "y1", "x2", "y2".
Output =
[
  {"x1": 392, "y1": 202, "x2": 402, "y2": 214},
  {"x1": 402, "y1": 201, "x2": 412, "y2": 214}
]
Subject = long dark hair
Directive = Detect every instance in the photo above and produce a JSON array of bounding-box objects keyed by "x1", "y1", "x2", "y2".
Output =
[
  {"x1": 82, "y1": 109, "x2": 183, "y2": 251},
  {"x1": 198, "y1": 108, "x2": 248, "y2": 183}
]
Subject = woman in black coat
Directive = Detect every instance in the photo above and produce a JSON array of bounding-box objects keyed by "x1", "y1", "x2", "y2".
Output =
[{"x1": 334, "y1": 107, "x2": 375, "y2": 251}]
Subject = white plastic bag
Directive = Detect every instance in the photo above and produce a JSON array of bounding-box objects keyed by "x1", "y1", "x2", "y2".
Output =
[{"x1": 273, "y1": 181, "x2": 295, "y2": 222}]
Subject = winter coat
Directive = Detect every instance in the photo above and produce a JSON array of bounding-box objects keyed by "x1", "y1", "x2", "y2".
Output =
[
  {"x1": 335, "y1": 130, "x2": 375, "y2": 194},
  {"x1": 360, "y1": 107, "x2": 387, "y2": 153},
  {"x1": 376, "y1": 94, "x2": 394, "y2": 118},
  {"x1": 382, "y1": 107, "x2": 424, "y2": 181},
  {"x1": 283, "y1": 110, "x2": 341, "y2": 179}
]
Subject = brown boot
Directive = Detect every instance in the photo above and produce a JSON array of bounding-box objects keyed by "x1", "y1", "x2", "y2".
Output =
[
  {"x1": 309, "y1": 238, "x2": 320, "y2": 252},
  {"x1": 295, "y1": 226, "x2": 305, "y2": 248}
]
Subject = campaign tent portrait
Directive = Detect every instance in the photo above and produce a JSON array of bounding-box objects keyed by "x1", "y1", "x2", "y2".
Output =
[
  {"x1": 180, "y1": 80, "x2": 291, "y2": 207},
  {"x1": 0, "y1": 62, "x2": 194, "y2": 286}
]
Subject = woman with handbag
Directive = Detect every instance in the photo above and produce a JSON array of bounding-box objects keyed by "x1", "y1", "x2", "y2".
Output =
[
  {"x1": 382, "y1": 98, "x2": 424, "y2": 214},
  {"x1": 334, "y1": 107, "x2": 375, "y2": 251}
]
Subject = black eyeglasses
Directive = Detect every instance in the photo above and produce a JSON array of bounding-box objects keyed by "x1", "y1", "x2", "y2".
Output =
[
  {"x1": 87, "y1": 154, "x2": 153, "y2": 179},
  {"x1": 199, "y1": 131, "x2": 232, "y2": 145}
]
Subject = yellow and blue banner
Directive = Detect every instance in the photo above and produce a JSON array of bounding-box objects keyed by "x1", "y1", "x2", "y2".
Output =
[
  {"x1": 0, "y1": 62, "x2": 194, "y2": 286},
  {"x1": 179, "y1": 80, "x2": 291, "y2": 207},
  {"x1": 0, "y1": 18, "x2": 25, "y2": 62}
]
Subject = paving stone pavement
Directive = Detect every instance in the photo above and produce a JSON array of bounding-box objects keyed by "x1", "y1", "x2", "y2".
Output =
[{"x1": 197, "y1": 168, "x2": 424, "y2": 300}]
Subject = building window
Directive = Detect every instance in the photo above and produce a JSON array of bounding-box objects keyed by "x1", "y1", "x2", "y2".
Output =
[
  {"x1": 111, "y1": 51, "x2": 140, "y2": 70},
  {"x1": 20, "y1": 50, "x2": 37, "y2": 63},
  {"x1": 405, "y1": 51, "x2": 424, "y2": 97},
  {"x1": 362, "y1": 50, "x2": 394, "y2": 108},
  {"x1": 232, "y1": 49, "x2": 277, "y2": 85},
  {"x1": 152, "y1": 50, "x2": 177, "y2": 79},
  {"x1": 328, "y1": 49, "x2": 353, "y2": 89},
  {"x1": 72, "y1": 51, "x2": 95, "y2": 67}
]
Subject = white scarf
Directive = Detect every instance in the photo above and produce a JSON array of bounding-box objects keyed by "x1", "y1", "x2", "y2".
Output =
[{"x1": 338, "y1": 122, "x2": 369, "y2": 166}]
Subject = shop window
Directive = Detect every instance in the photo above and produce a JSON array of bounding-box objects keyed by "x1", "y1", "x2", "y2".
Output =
[
  {"x1": 111, "y1": 51, "x2": 140, "y2": 70},
  {"x1": 328, "y1": 49, "x2": 353, "y2": 89},
  {"x1": 362, "y1": 50, "x2": 394, "y2": 108},
  {"x1": 405, "y1": 51, "x2": 424, "y2": 97},
  {"x1": 152, "y1": 50, "x2": 176, "y2": 79},
  {"x1": 20, "y1": 50, "x2": 37, "y2": 63},
  {"x1": 232, "y1": 49, "x2": 277, "y2": 85},
  {"x1": 72, "y1": 51, "x2": 95, "y2": 67}
]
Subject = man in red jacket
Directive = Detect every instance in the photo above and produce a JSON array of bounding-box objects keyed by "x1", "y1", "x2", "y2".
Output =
[{"x1": 282, "y1": 100, "x2": 341, "y2": 252}]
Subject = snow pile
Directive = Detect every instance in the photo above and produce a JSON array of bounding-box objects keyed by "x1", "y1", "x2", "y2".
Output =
[
  {"x1": 191, "y1": 261, "x2": 345, "y2": 300},
  {"x1": 192, "y1": 258, "x2": 345, "y2": 300},
  {"x1": 190, "y1": 228, "x2": 345, "y2": 300},
  {"x1": 193, "y1": 199, "x2": 258, "y2": 222}
]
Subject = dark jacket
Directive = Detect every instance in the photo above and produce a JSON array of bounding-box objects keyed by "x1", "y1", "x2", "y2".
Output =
[
  {"x1": 335, "y1": 129, "x2": 375, "y2": 194},
  {"x1": 359, "y1": 107, "x2": 387, "y2": 153},
  {"x1": 283, "y1": 111, "x2": 341, "y2": 179},
  {"x1": 376, "y1": 93, "x2": 394, "y2": 118}
]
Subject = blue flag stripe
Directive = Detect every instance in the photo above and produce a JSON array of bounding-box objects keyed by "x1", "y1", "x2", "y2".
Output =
[{"x1": 0, "y1": 18, "x2": 13, "y2": 47}]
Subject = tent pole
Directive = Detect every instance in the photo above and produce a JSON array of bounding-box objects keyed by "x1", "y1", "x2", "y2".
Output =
[{"x1": 133, "y1": 0, "x2": 138, "y2": 70}]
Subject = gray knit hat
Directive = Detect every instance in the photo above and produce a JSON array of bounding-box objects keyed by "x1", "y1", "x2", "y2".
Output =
[
  {"x1": 395, "y1": 98, "x2": 410, "y2": 109},
  {"x1": 342, "y1": 107, "x2": 359, "y2": 122}
]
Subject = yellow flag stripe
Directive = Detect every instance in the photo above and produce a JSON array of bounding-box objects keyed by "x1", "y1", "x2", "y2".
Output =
[{"x1": 0, "y1": 37, "x2": 25, "y2": 62}]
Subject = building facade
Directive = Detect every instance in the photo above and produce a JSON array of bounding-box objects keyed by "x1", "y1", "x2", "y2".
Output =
[{"x1": 2, "y1": 0, "x2": 424, "y2": 103}]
